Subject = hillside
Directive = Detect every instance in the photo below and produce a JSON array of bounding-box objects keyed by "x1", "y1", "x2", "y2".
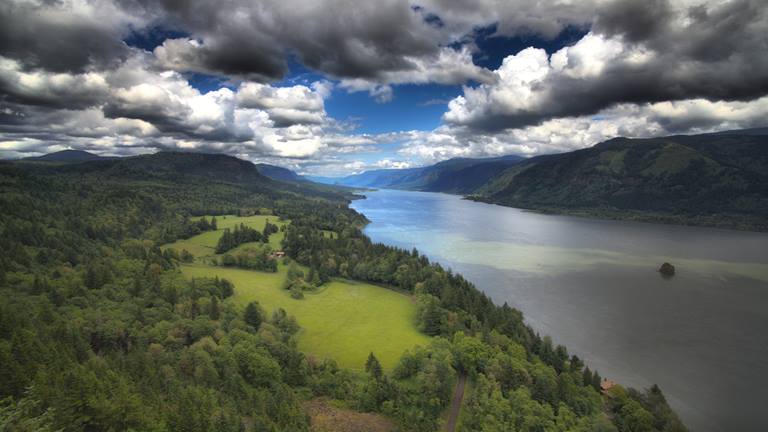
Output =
[
  {"x1": 475, "y1": 131, "x2": 768, "y2": 230},
  {"x1": 255, "y1": 163, "x2": 307, "y2": 183},
  {"x1": 336, "y1": 154, "x2": 525, "y2": 193},
  {"x1": 0, "y1": 149, "x2": 686, "y2": 432},
  {"x1": 22, "y1": 149, "x2": 105, "y2": 162},
  {"x1": 10, "y1": 151, "x2": 360, "y2": 205}
]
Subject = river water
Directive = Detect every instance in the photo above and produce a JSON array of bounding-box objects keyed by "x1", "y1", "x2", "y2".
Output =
[{"x1": 350, "y1": 189, "x2": 768, "y2": 432}]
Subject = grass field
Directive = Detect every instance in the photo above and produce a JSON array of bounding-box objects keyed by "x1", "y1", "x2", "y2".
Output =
[
  {"x1": 168, "y1": 214, "x2": 429, "y2": 369},
  {"x1": 181, "y1": 262, "x2": 429, "y2": 370},
  {"x1": 164, "y1": 214, "x2": 287, "y2": 258}
]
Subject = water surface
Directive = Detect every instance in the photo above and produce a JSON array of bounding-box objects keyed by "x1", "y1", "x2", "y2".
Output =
[{"x1": 351, "y1": 189, "x2": 768, "y2": 432}]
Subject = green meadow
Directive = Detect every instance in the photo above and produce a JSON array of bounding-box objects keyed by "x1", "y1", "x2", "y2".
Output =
[
  {"x1": 169, "y1": 215, "x2": 429, "y2": 370},
  {"x1": 164, "y1": 214, "x2": 287, "y2": 257},
  {"x1": 182, "y1": 263, "x2": 428, "y2": 370}
]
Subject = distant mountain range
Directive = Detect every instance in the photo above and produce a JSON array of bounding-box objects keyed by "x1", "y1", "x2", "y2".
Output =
[
  {"x1": 17, "y1": 150, "x2": 314, "y2": 185},
  {"x1": 476, "y1": 130, "x2": 768, "y2": 230},
  {"x1": 320, "y1": 154, "x2": 525, "y2": 193},
  {"x1": 7, "y1": 151, "x2": 354, "y2": 203},
  {"x1": 254, "y1": 163, "x2": 307, "y2": 183},
  {"x1": 22, "y1": 149, "x2": 107, "y2": 162},
  {"x1": 15, "y1": 128, "x2": 768, "y2": 230},
  {"x1": 330, "y1": 128, "x2": 768, "y2": 231}
]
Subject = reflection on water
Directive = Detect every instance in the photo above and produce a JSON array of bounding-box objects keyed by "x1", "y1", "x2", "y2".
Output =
[{"x1": 351, "y1": 189, "x2": 768, "y2": 432}]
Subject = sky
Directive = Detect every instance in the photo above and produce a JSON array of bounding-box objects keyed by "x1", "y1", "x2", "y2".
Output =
[{"x1": 0, "y1": 0, "x2": 767, "y2": 176}]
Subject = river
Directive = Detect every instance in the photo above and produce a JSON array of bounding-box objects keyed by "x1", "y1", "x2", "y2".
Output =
[{"x1": 350, "y1": 189, "x2": 768, "y2": 432}]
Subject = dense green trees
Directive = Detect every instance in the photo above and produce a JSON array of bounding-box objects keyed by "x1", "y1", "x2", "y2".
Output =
[
  {"x1": 243, "y1": 301, "x2": 264, "y2": 330},
  {"x1": 279, "y1": 192, "x2": 686, "y2": 432},
  {"x1": 0, "y1": 153, "x2": 686, "y2": 432},
  {"x1": 281, "y1": 261, "x2": 325, "y2": 299},
  {"x1": 365, "y1": 352, "x2": 384, "y2": 380},
  {"x1": 219, "y1": 245, "x2": 277, "y2": 272},
  {"x1": 215, "y1": 223, "x2": 263, "y2": 253},
  {"x1": 0, "y1": 159, "x2": 328, "y2": 431},
  {"x1": 262, "y1": 219, "x2": 279, "y2": 238}
]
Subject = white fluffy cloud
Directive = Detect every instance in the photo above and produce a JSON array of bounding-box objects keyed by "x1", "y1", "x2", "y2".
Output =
[
  {"x1": 443, "y1": 32, "x2": 652, "y2": 130},
  {"x1": 237, "y1": 82, "x2": 327, "y2": 125},
  {"x1": 400, "y1": 96, "x2": 768, "y2": 164},
  {"x1": 0, "y1": 50, "x2": 380, "y2": 164}
]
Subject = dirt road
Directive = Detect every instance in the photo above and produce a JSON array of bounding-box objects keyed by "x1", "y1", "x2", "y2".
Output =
[{"x1": 444, "y1": 374, "x2": 467, "y2": 432}]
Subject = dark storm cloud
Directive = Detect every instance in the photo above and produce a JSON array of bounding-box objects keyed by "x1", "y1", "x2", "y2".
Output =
[
  {"x1": 593, "y1": 0, "x2": 674, "y2": 43},
  {"x1": 449, "y1": 0, "x2": 768, "y2": 132},
  {"x1": 149, "y1": 0, "x2": 442, "y2": 82},
  {"x1": 595, "y1": 0, "x2": 766, "y2": 62},
  {"x1": 1, "y1": 0, "x2": 768, "y2": 167},
  {"x1": 153, "y1": 36, "x2": 287, "y2": 82},
  {"x1": 0, "y1": 1, "x2": 131, "y2": 73}
]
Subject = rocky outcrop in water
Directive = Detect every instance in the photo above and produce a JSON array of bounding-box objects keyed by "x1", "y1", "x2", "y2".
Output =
[{"x1": 659, "y1": 262, "x2": 676, "y2": 277}]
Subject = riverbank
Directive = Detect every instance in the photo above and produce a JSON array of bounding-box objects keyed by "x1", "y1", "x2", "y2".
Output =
[{"x1": 465, "y1": 195, "x2": 768, "y2": 232}]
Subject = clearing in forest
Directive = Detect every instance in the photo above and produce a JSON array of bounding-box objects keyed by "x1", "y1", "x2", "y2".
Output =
[
  {"x1": 168, "y1": 214, "x2": 429, "y2": 370},
  {"x1": 182, "y1": 263, "x2": 429, "y2": 370},
  {"x1": 163, "y1": 214, "x2": 287, "y2": 257}
]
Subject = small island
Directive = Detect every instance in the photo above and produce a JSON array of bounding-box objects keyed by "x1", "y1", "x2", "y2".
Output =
[{"x1": 659, "y1": 262, "x2": 676, "y2": 277}]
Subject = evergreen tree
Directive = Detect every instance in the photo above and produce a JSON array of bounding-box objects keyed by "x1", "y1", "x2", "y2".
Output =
[
  {"x1": 84, "y1": 265, "x2": 99, "y2": 289},
  {"x1": 365, "y1": 352, "x2": 383, "y2": 380},
  {"x1": 592, "y1": 370, "x2": 602, "y2": 391},
  {"x1": 420, "y1": 300, "x2": 444, "y2": 336},
  {"x1": 209, "y1": 296, "x2": 220, "y2": 320},
  {"x1": 244, "y1": 301, "x2": 263, "y2": 331},
  {"x1": 31, "y1": 275, "x2": 48, "y2": 295},
  {"x1": 570, "y1": 355, "x2": 584, "y2": 373}
]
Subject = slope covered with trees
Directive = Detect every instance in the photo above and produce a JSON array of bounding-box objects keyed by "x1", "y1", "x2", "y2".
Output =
[
  {"x1": 333, "y1": 155, "x2": 525, "y2": 194},
  {"x1": 21, "y1": 149, "x2": 106, "y2": 163},
  {"x1": 255, "y1": 163, "x2": 307, "y2": 183},
  {"x1": 0, "y1": 152, "x2": 685, "y2": 431},
  {"x1": 473, "y1": 130, "x2": 768, "y2": 230}
]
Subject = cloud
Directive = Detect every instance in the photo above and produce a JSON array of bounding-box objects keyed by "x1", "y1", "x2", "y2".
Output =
[
  {"x1": 153, "y1": 37, "x2": 286, "y2": 82},
  {"x1": 338, "y1": 46, "x2": 495, "y2": 100},
  {"x1": 0, "y1": 57, "x2": 110, "y2": 109},
  {"x1": 0, "y1": 0, "x2": 140, "y2": 73},
  {"x1": 403, "y1": 96, "x2": 768, "y2": 164},
  {"x1": 0, "y1": 50, "x2": 379, "y2": 164},
  {"x1": 1, "y1": 0, "x2": 767, "y2": 175},
  {"x1": 417, "y1": 0, "x2": 596, "y2": 39},
  {"x1": 236, "y1": 82, "x2": 327, "y2": 126},
  {"x1": 443, "y1": 0, "x2": 768, "y2": 132}
]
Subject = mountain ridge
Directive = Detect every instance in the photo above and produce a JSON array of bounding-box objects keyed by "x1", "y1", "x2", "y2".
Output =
[
  {"x1": 21, "y1": 149, "x2": 106, "y2": 162},
  {"x1": 331, "y1": 128, "x2": 768, "y2": 231},
  {"x1": 332, "y1": 154, "x2": 526, "y2": 193},
  {"x1": 475, "y1": 131, "x2": 768, "y2": 231}
]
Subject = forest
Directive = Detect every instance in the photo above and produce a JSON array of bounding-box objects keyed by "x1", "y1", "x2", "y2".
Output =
[{"x1": 0, "y1": 153, "x2": 686, "y2": 431}]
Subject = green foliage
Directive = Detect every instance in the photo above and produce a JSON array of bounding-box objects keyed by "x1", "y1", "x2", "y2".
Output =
[
  {"x1": 365, "y1": 352, "x2": 383, "y2": 380},
  {"x1": 477, "y1": 132, "x2": 768, "y2": 231},
  {"x1": 605, "y1": 385, "x2": 688, "y2": 432},
  {"x1": 183, "y1": 263, "x2": 430, "y2": 370},
  {"x1": 243, "y1": 301, "x2": 264, "y2": 330},
  {"x1": 219, "y1": 245, "x2": 277, "y2": 272},
  {"x1": 282, "y1": 261, "x2": 320, "y2": 295},
  {"x1": 214, "y1": 224, "x2": 263, "y2": 254},
  {"x1": 0, "y1": 151, "x2": 685, "y2": 432}
]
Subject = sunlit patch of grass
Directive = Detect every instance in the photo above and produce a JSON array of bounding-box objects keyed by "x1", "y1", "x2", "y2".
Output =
[{"x1": 180, "y1": 263, "x2": 429, "y2": 370}]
